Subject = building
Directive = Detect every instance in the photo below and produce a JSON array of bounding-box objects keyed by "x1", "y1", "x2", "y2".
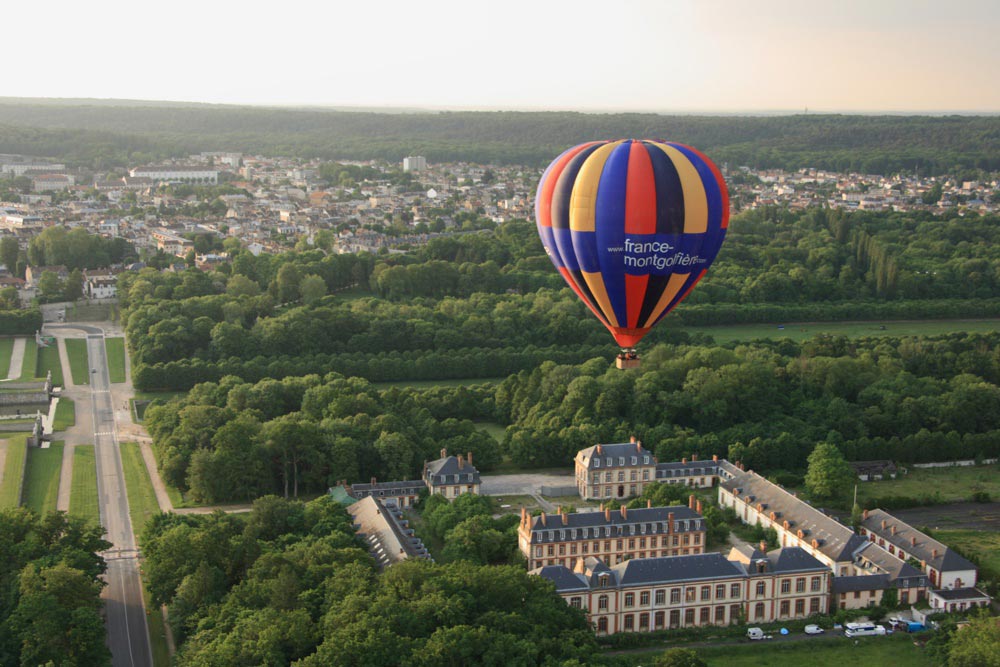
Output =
[
  {"x1": 31, "y1": 174, "x2": 74, "y2": 192},
  {"x1": 84, "y1": 270, "x2": 117, "y2": 299},
  {"x1": 849, "y1": 460, "x2": 898, "y2": 481},
  {"x1": 346, "y1": 496, "x2": 432, "y2": 569},
  {"x1": 518, "y1": 498, "x2": 706, "y2": 570},
  {"x1": 575, "y1": 440, "x2": 740, "y2": 500},
  {"x1": 928, "y1": 588, "x2": 991, "y2": 614},
  {"x1": 534, "y1": 546, "x2": 830, "y2": 635},
  {"x1": 422, "y1": 449, "x2": 480, "y2": 498},
  {"x1": 338, "y1": 477, "x2": 424, "y2": 508},
  {"x1": 403, "y1": 156, "x2": 427, "y2": 172},
  {"x1": 129, "y1": 166, "x2": 219, "y2": 184},
  {"x1": 150, "y1": 230, "x2": 195, "y2": 257},
  {"x1": 24, "y1": 265, "x2": 68, "y2": 288},
  {"x1": 718, "y1": 467, "x2": 870, "y2": 575},
  {"x1": 859, "y1": 509, "x2": 977, "y2": 590}
]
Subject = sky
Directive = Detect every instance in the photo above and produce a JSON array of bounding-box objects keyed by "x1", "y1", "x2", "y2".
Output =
[{"x1": 7, "y1": 0, "x2": 999, "y2": 113}]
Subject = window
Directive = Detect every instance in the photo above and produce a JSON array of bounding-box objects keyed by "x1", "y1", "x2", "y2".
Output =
[
  {"x1": 730, "y1": 583, "x2": 741, "y2": 598},
  {"x1": 756, "y1": 582, "x2": 766, "y2": 597},
  {"x1": 716, "y1": 584, "x2": 725, "y2": 599},
  {"x1": 669, "y1": 609, "x2": 680, "y2": 628},
  {"x1": 547, "y1": 546, "x2": 554, "y2": 556},
  {"x1": 715, "y1": 606, "x2": 726, "y2": 623},
  {"x1": 618, "y1": 472, "x2": 625, "y2": 482},
  {"x1": 628, "y1": 539, "x2": 635, "y2": 550},
  {"x1": 672, "y1": 536, "x2": 679, "y2": 546},
  {"x1": 730, "y1": 604, "x2": 742, "y2": 624},
  {"x1": 592, "y1": 473, "x2": 599, "y2": 483},
  {"x1": 558, "y1": 545, "x2": 565, "y2": 555},
  {"x1": 780, "y1": 600, "x2": 790, "y2": 616},
  {"x1": 670, "y1": 588, "x2": 681, "y2": 604},
  {"x1": 780, "y1": 580, "x2": 791, "y2": 594},
  {"x1": 685, "y1": 609, "x2": 695, "y2": 625},
  {"x1": 639, "y1": 612, "x2": 650, "y2": 629},
  {"x1": 624, "y1": 593, "x2": 635, "y2": 607},
  {"x1": 535, "y1": 547, "x2": 542, "y2": 557},
  {"x1": 655, "y1": 610, "x2": 665, "y2": 629},
  {"x1": 854, "y1": 591, "x2": 861, "y2": 599},
  {"x1": 597, "y1": 617, "x2": 608, "y2": 633},
  {"x1": 631, "y1": 456, "x2": 637, "y2": 465},
  {"x1": 644, "y1": 456, "x2": 650, "y2": 464},
  {"x1": 655, "y1": 590, "x2": 665, "y2": 605},
  {"x1": 594, "y1": 459, "x2": 600, "y2": 468},
  {"x1": 701, "y1": 586, "x2": 711, "y2": 601},
  {"x1": 606, "y1": 457, "x2": 612, "y2": 467},
  {"x1": 700, "y1": 607, "x2": 710, "y2": 624},
  {"x1": 796, "y1": 578, "x2": 806, "y2": 593},
  {"x1": 570, "y1": 597, "x2": 582, "y2": 608},
  {"x1": 686, "y1": 588, "x2": 696, "y2": 602},
  {"x1": 619, "y1": 457, "x2": 625, "y2": 466},
  {"x1": 630, "y1": 470, "x2": 637, "y2": 481},
  {"x1": 811, "y1": 576, "x2": 821, "y2": 592},
  {"x1": 640, "y1": 591, "x2": 650, "y2": 605},
  {"x1": 810, "y1": 598, "x2": 820, "y2": 613},
  {"x1": 795, "y1": 599, "x2": 805, "y2": 615},
  {"x1": 598, "y1": 595, "x2": 609, "y2": 610},
  {"x1": 605, "y1": 486, "x2": 611, "y2": 497},
  {"x1": 643, "y1": 470, "x2": 650, "y2": 480},
  {"x1": 605, "y1": 472, "x2": 612, "y2": 482},
  {"x1": 624, "y1": 614, "x2": 634, "y2": 631}
]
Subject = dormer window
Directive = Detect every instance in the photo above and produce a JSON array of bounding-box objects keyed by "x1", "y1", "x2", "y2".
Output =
[
  {"x1": 643, "y1": 456, "x2": 650, "y2": 464},
  {"x1": 631, "y1": 456, "x2": 637, "y2": 465},
  {"x1": 606, "y1": 457, "x2": 612, "y2": 466},
  {"x1": 618, "y1": 457, "x2": 625, "y2": 466},
  {"x1": 594, "y1": 459, "x2": 601, "y2": 468}
]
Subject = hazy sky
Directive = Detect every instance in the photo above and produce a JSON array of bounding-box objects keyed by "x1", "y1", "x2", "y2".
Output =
[{"x1": 7, "y1": 0, "x2": 999, "y2": 112}]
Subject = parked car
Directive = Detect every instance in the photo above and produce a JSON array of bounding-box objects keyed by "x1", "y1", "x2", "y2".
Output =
[
  {"x1": 844, "y1": 622, "x2": 887, "y2": 638},
  {"x1": 747, "y1": 627, "x2": 773, "y2": 640},
  {"x1": 804, "y1": 624, "x2": 825, "y2": 635}
]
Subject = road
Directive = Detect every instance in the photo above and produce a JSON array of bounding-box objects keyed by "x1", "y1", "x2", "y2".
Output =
[{"x1": 50, "y1": 325, "x2": 152, "y2": 667}]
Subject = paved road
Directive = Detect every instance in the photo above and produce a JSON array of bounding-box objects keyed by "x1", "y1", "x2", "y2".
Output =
[{"x1": 50, "y1": 325, "x2": 152, "y2": 667}]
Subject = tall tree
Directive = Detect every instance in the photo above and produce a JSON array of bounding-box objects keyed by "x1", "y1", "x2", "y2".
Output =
[{"x1": 804, "y1": 442, "x2": 855, "y2": 501}]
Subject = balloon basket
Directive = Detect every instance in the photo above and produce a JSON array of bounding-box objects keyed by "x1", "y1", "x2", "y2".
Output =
[{"x1": 616, "y1": 355, "x2": 640, "y2": 370}]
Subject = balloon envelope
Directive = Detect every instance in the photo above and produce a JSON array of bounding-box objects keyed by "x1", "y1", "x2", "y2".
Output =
[{"x1": 535, "y1": 139, "x2": 730, "y2": 348}]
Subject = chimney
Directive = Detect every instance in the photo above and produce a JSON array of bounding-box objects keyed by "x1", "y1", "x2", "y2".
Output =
[
  {"x1": 540, "y1": 512, "x2": 546, "y2": 526},
  {"x1": 605, "y1": 507, "x2": 612, "y2": 521},
  {"x1": 561, "y1": 507, "x2": 568, "y2": 523},
  {"x1": 620, "y1": 506, "x2": 628, "y2": 520},
  {"x1": 811, "y1": 539, "x2": 819, "y2": 549},
  {"x1": 370, "y1": 477, "x2": 376, "y2": 486},
  {"x1": 696, "y1": 500, "x2": 703, "y2": 514},
  {"x1": 440, "y1": 447, "x2": 447, "y2": 459},
  {"x1": 630, "y1": 435, "x2": 636, "y2": 443},
  {"x1": 688, "y1": 494, "x2": 696, "y2": 510},
  {"x1": 647, "y1": 499, "x2": 652, "y2": 509},
  {"x1": 881, "y1": 520, "x2": 887, "y2": 530},
  {"x1": 712, "y1": 454, "x2": 718, "y2": 462},
  {"x1": 921, "y1": 560, "x2": 927, "y2": 570},
  {"x1": 467, "y1": 451, "x2": 473, "y2": 466},
  {"x1": 458, "y1": 455, "x2": 465, "y2": 470},
  {"x1": 863, "y1": 510, "x2": 869, "y2": 520},
  {"x1": 682, "y1": 457, "x2": 687, "y2": 464},
  {"x1": 636, "y1": 441, "x2": 642, "y2": 453},
  {"x1": 692, "y1": 454, "x2": 698, "y2": 462},
  {"x1": 932, "y1": 548, "x2": 938, "y2": 559},
  {"x1": 520, "y1": 507, "x2": 527, "y2": 523},
  {"x1": 759, "y1": 540, "x2": 767, "y2": 552},
  {"x1": 911, "y1": 536, "x2": 917, "y2": 547},
  {"x1": 668, "y1": 512, "x2": 675, "y2": 532},
  {"x1": 574, "y1": 557, "x2": 586, "y2": 574},
  {"x1": 596, "y1": 444, "x2": 602, "y2": 455},
  {"x1": 890, "y1": 525, "x2": 896, "y2": 536}
]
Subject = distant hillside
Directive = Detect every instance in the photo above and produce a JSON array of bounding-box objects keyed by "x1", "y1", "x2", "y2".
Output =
[{"x1": 0, "y1": 100, "x2": 997, "y2": 173}]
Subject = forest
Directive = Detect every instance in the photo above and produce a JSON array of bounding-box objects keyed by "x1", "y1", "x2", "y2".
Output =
[{"x1": 0, "y1": 101, "x2": 999, "y2": 173}]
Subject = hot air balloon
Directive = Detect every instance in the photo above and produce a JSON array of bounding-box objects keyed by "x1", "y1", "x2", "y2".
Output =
[{"x1": 535, "y1": 139, "x2": 730, "y2": 369}]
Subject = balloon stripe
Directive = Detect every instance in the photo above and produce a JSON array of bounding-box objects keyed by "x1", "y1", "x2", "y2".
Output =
[
  {"x1": 669, "y1": 141, "x2": 731, "y2": 229},
  {"x1": 651, "y1": 142, "x2": 708, "y2": 234},
  {"x1": 581, "y1": 269, "x2": 619, "y2": 328},
  {"x1": 650, "y1": 269, "x2": 707, "y2": 328},
  {"x1": 593, "y1": 142, "x2": 631, "y2": 327},
  {"x1": 536, "y1": 141, "x2": 599, "y2": 229},
  {"x1": 559, "y1": 267, "x2": 611, "y2": 329},
  {"x1": 640, "y1": 272, "x2": 690, "y2": 328},
  {"x1": 644, "y1": 143, "x2": 685, "y2": 235},
  {"x1": 624, "y1": 141, "x2": 657, "y2": 235},
  {"x1": 624, "y1": 273, "x2": 649, "y2": 329},
  {"x1": 570, "y1": 142, "x2": 621, "y2": 232}
]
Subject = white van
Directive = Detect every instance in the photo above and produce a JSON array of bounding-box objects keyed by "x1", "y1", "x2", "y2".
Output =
[
  {"x1": 844, "y1": 622, "x2": 886, "y2": 637},
  {"x1": 747, "y1": 627, "x2": 772, "y2": 640}
]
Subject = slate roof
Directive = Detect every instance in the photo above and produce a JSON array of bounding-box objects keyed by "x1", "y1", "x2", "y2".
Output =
[
  {"x1": 614, "y1": 553, "x2": 746, "y2": 586},
  {"x1": 424, "y1": 455, "x2": 480, "y2": 486},
  {"x1": 526, "y1": 505, "x2": 703, "y2": 543},
  {"x1": 766, "y1": 547, "x2": 830, "y2": 574},
  {"x1": 721, "y1": 469, "x2": 868, "y2": 564},
  {"x1": 856, "y1": 542, "x2": 928, "y2": 587},
  {"x1": 350, "y1": 479, "x2": 425, "y2": 494},
  {"x1": 931, "y1": 587, "x2": 990, "y2": 601},
  {"x1": 529, "y1": 565, "x2": 590, "y2": 593},
  {"x1": 347, "y1": 496, "x2": 431, "y2": 569},
  {"x1": 832, "y1": 574, "x2": 891, "y2": 593},
  {"x1": 576, "y1": 442, "x2": 653, "y2": 470},
  {"x1": 860, "y1": 509, "x2": 976, "y2": 573}
]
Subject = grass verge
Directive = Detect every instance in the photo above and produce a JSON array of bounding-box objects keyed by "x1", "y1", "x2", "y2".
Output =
[
  {"x1": 16, "y1": 339, "x2": 37, "y2": 381},
  {"x1": 105, "y1": 337, "x2": 126, "y2": 383},
  {"x1": 36, "y1": 342, "x2": 64, "y2": 386},
  {"x1": 0, "y1": 434, "x2": 29, "y2": 508},
  {"x1": 65, "y1": 339, "x2": 90, "y2": 385},
  {"x1": 22, "y1": 441, "x2": 64, "y2": 513},
  {"x1": 934, "y1": 529, "x2": 1000, "y2": 579},
  {"x1": 141, "y1": 579, "x2": 172, "y2": 667},
  {"x1": 52, "y1": 398, "x2": 75, "y2": 431},
  {"x1": 69, "y1": 445, "x2": 100, "y2": 526},
  {"x1": 120, "y1": 442, "x2": 161, "y2": 541},
  {"x1": 0, "y1": 337, "x2": 13, "y2": 378}
]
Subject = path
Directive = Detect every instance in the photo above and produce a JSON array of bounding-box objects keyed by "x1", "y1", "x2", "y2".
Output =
[
  {"x1": 0, "y1": 439, "x2": 8, "y2": 489},
  {"x1": 5, "y1": 337, "x2": 26, "y2": 380},
  {"x1": 139, "y1": 440, "x2": 173, "y2": 513},
  {"x1": 54, "y1": 333, "x2": 93, "y2": 512},
  {"x1": 56, "y1": 336, "x2": 75, "y2": 389}
]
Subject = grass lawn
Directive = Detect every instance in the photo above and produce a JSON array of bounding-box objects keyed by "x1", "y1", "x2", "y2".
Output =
[
  {"x1": 141, "y1": 581, "x2": 171, "y2": 667},
  {"x1": 680, "y1": 318, "x2": 1000, "y2": 345},
  {"x1": 0, "y1": 434, "x2": 29, "y2": 508},
  {"x1": 65, "y1": 339, "x2": 90, "y2": 385},
  {"x1": 372, "y1": 377, "x2": 506, "y2": 390},
  {"x1": 0, "y1": 337, "x2": 14, "y2": 378},
  {"x1": 120, "y1": 442, "x2": 162, "y2": 540},
  {"x1": 856, "y1": 464, "x2": 1000, "y2": 506},
  {"x1": 475, "y1": 421, "x2": 506, "y2": 442},
  {"x1": 22, "y1": 441, "x2": 64, "y2": 514},
  {"x1": 132, "y1": 391, "x2": 188, "y2": 423},
  {"x1": 105, "y1": 337, "x2": 126, "y2": 383},
  {"x1": 69, "y1": 445, "x2": 100, "y2": 526},
  {"x1": 67, "y1": 303, "x2": 114, "y2": 322},
  {"x1": 36, "y1": 342, "x2": 64, "y2": 386},
  {"x1": 696, "y1": 635, "x2": 933, "y2": 667},
  {"x1": 16, "y1": 339, "x2": 37, "y2": 381},
  {"x1": 52, "y1": 398, "x2": 75, "y2": 431},
  {"x1": 934, "y1": 529, "x2": 1000, "y2": 577}
]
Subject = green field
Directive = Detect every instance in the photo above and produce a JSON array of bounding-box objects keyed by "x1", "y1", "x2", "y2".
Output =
[
  {"x1": 64, "y1": 339, "x2": 90, "y2": 385},
  {"x1": 69, "y1": 445, "x2": 100, "y2": 526},
  {"x1": 682, "y1": 318, "x2": 1000, "y2": 345},
  {"x1": 856, "y1": 464, "x2": 1000, "y2": 506},
  {"x1": 0, "y1": 434, "x2": 28, "y2": 507},
  {"x1": 132, "y1": 391, "x2": 188, "y2": 422},
  {"x1": 52, "y1": 398, "x2": 75, "y2": 431},
  {"x1": 16, "y1": 339, "x2": 37, "y2": 381},
  {"x1": 372, "y1": 377, "x2": 506, "y2": 390},
  {"x1": 120, "y1": 442, "x2": 161, "y2": 539},
  {"x1": 66, "y1": 303, "x2": 117, "y2": 322},
  {"x1": 935, "y1": 530, "x2": 1000, "y2": 578},
  {"x1": 35, "y1": 342, "x2": 64, "y2": 386},
  {"x1": 0, "y1": 337, "x2": 13, "y2": 378},
  {"x1": 22, "y1": 441, "x2": 64, "y2": 513},
  {"x1": 690, "y1": 635, "x2": 934, "y2": 667},
  {"x1": 475, "y1": 421, "x2": 507, "y2": 442},
  {"x1": 105, "y1": 337, "x2": 126, "y2": 383}
]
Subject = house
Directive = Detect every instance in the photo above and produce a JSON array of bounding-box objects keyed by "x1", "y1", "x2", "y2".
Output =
[
  {"x1": 337, "y1": 477, "x2": 425, "y2": 509},
  {"x1": 518, "y1": 498, "x2": 706, "y2": 570},
  {"x1": 346, "y1": 496, "x2": 432, "y2": 569},
  {"x1": 859, "y1": 509, "x2": 977, "y2": 590},
  {"x1": 928, "y1": 587, "x2": 991, "y2": 614},
  {"x1": 718, "y1": 467, "x2": 870, "y2": 575},
  {"x1": 422, "y1": 449, "x2": 480, "y2": 498},
  {"x1": 849, "y1": 460, "x2": 898, "y2": 481},
  {"x1": 534, "y1": 546, "x2": 830, "y2": 635},
  {"x1": 84, "y1": 270, "x2": 117, "y2": 299}
]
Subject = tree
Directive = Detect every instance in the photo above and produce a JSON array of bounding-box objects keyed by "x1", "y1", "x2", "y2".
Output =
[
  {"x1": 64, "y1": 268, "x2": 84, "y2": 302},
  {"x1": 299, "y1": 274, "x2": 327, "y2": 305},
  {"x1": 947, "y1": 611, "x2": 1000, "y2": 667},
  {"x1": 804, "y1": 442, "x2": 854, "y2": 501},
  {"x1": 37, "y1": 270, "x2": 64, "y2": 302},
  {"x1": 0, "y1": 236, "x2": 18, "y2": 272},
  {"x1": 654, "y1": 648, "x2": 708, "y2": 667}
]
